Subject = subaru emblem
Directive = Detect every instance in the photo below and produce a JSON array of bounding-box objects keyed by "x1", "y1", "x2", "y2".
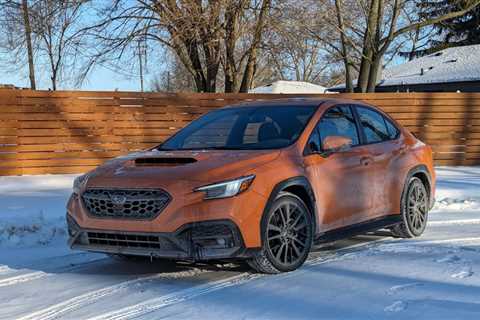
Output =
[{"x1": 111, "y1": 194, "x2": 127, "y2": 206}]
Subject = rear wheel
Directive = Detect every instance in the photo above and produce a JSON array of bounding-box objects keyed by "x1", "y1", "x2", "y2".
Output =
[
  {"x1": 248, "y1": 192, "x2": 314, "y2": 274},
  {"x1": 391, "y1": 177, "x2": 429, "y2": 238}
]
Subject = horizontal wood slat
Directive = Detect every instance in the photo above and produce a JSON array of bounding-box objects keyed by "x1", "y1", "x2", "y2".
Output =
[{"x1": 1, "y1": 89, "x2": 480, "y2": 175}]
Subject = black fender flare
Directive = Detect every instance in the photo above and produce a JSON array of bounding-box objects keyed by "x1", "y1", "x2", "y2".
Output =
[{"x1": 260, "y1": 176, "x2": 318, "y2": 243}]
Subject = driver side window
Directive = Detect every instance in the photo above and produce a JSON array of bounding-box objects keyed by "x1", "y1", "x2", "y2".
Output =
[
  {"x1": 307, "y1": 105, "x2": 360, "y2": 153},
  {"x1": 319, "y1": 106, "x2": 359, "y2": 149}
]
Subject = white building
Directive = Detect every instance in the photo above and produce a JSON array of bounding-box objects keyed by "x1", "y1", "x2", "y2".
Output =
[{"x1": 250, "y1": 80, "x2": 328, "y2": 94}]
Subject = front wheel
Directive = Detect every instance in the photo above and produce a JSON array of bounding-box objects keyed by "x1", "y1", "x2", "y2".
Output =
[
  {"x1": 391, "y1": 177, "x2": 429, "y2": 238},
  {"x1": 248, "y1": 192, "x2": 314, "y2": 274}
]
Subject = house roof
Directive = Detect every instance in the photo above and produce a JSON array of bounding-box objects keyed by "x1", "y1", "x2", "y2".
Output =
[
  {"x1": 331, "y1": 44, "x2": 480, "y2": 90},
  {"x1": 250, "y1": 80, "x2": 328, "y2": 94}
]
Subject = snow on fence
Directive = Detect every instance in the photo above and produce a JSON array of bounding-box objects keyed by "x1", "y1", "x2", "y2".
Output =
[{"x1": 0, "y1": 89, "x2": 479, "y2": 175}]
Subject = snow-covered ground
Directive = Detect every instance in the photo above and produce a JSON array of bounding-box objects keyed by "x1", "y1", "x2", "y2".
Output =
[{"x1": 1, "y1": 167, "x2": 480, "y2": 319}]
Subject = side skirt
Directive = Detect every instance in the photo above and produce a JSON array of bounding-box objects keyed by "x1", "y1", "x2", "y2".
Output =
[{"x1": 314, "y1": 215, "x2": 402, "y2": 244}]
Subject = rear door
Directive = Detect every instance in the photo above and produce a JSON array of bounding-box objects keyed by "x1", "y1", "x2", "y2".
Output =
[
  {"x1": 304, "y1": 105, "x2": 374, "y2": 231},
  {"x1": 354, "y1": 105, "x2": 402, "y2": 219}
]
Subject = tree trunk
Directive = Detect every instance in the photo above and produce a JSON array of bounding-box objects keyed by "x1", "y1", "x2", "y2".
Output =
[
  {"x1": 224, "y1": 2, "x2": 242, "y2": 93},
  {"x1": 202, "y1": 41, "x2": 220, "y2": 92},
  {"x1": 366, "y1": 54, "x2": 381, "y2": 92},
  {"x1": 356, "y1": 0, "x2": 380, "y2": 93},
  {"x1": 193, "y1": 72, "x2": 207, "y2": 93},
  {"x1": 185, "y1": 39, "x2": 208, "y2": 92},
  {"x1": 21, "y1": 0, "x2": 36, "y2": 90},
  {"x1": 365, "y1": 0, "x2": 384, "y2": 92},
  {"x1": 51, "y1": 74, "x2": 57, "y2": 91},
  {"x1": 169, "y1": 35, "x2": 207, "y2": 93},
  {"x1": 334, "y1": 0, "x2": 354, "y2": 92},
  {"x1": 239, "y1": 0, "x2": 271, "y2": 93}
]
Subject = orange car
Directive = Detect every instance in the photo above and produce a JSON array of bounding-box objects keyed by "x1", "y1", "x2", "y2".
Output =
[{"x1": 67, "y1": 98, "x2": 435, "y2": 273}]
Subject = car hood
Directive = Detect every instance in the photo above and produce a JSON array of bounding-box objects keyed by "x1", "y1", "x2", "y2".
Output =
[{"x1": 84, "y1": 149, "x2": 281, "y2": 190}]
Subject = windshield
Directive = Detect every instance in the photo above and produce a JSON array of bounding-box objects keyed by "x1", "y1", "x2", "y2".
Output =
[{"x1": 158, "y1": 105, "x2": 317, "y2": 150}]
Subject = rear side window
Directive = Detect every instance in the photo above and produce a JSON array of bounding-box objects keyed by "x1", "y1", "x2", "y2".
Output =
[
  {"x1": 385, "y1": 117, "x2": 400, "y2": 139},
  {"x1": 318, "y1": 106, "x2": 360, "y2": 148},
  {"x1": 356, "y1": 107, "x2": 390, "y2": 143}
]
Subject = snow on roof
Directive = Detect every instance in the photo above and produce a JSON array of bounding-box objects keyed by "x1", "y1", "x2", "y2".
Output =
[
  {"x1": 331, "y1": 44, "x2": 480, "y2": 89},
  {"x1": 250, "y1": 80, "x2": 328, "y2": 94}
]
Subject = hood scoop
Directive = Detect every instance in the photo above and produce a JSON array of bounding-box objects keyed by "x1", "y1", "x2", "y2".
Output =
[{"x1": 134, "y1": 157, "x2": 197, "y2": 166}]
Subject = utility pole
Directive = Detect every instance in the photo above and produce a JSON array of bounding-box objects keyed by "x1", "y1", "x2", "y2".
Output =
[
  {"x1": 137, "y1": 39, "x2": 145, "y2": 92},
  {"x1": 167, "y1": 71, "x2": 170, "y2": 92}
]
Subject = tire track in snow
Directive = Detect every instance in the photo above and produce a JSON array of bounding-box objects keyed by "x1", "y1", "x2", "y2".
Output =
[
  {"x1": 86, "y1": 240, "x2": 385, "y2": 320},
  {"x1": 0, "y1": 271, "x2": 47, "y2": 288},
  {"x1": 16, "y1": 268, "x2": 207, "y2": 320},
  {"x1": 429, "y1": 219, "x2": 480, "y2": 226},
  {"x1": 0, "y1": 255, "x2": 106, "y2": 288},
  {"x1": 87, "y1": 273, "x2": 262, "y2": 320},
  {"x1": 400, "y1": 237, "x2": 480, "y2": 245},
  {"x1": 91, "y1": 236, "x2": 480, "y2": 320}
]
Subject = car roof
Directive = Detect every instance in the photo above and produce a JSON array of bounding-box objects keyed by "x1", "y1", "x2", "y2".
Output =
[{"x1": 224, "y1": 97, "x2": 373, "y2": 109}]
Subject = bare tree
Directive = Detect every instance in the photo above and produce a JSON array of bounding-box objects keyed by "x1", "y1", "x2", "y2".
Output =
[
  {"x1": 150, "y1": 52, "x2": 196, "y2": 92},
  {"x1": 86, "y1": 0, "x2": 273, "y2": 93},
  {"x1": 302, "y1": 0, "x2": 364, "y2": 91},
  {"x1": 0, "y1": 0, "x2": 90, "y2": 90},
  {"x1": 0, "y1": 0, "x2": 37, "y2": 89},
  {"x1": 30, "y1": 0, "x2": 89, "y2": 90},
  {"x1": 343, "y1": 0, "x2": 480, "y2": 92},
  {"x1": 262, "y1": 1, "x2": 331, "y2": 85}
]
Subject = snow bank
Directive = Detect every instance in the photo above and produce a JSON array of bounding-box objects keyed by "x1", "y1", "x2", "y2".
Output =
[
  {"x1": 432, "y1": 166, "x2": 480, "y2": 212},
  {"x1": 0, "y1": 174, "x2": 78, "y2": 247}
]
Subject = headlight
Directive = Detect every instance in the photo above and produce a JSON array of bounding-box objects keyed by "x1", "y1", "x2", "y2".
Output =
[
  {"x1": 73, "y1": 174, "x2": 89, "y2": 195},
  {"x1": 194, "y1": 175, "x2": 255, "y2": 200}
]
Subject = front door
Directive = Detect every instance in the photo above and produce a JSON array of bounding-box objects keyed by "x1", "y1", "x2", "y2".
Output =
[{"x1": 304, "y1": 105, "x2": 374, "y2": 232}]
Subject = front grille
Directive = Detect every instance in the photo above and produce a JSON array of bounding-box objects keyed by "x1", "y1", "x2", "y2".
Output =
[
  {"x1": 82, "y1": 188, "x2": 170, "y2": 220},
  {"x1": 87, "y1": 232, "x2": 177, "y2": 250}
]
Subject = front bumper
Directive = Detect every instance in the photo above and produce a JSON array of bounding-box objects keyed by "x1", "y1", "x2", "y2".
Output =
[{"x1": 67, "y1": 215, "x2": 255, "y2": 261}]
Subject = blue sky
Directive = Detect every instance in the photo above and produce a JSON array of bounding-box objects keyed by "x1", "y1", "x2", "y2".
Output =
[
  {"x1": 0, "y1": 63, "x2": 151, "y2": 91},
  {"x1": 0, "y1": 2, "x2": 159, "y2": 92}
]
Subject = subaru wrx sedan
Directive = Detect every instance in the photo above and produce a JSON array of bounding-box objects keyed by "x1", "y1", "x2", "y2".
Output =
[{"x1": 67, "y1": 98, "x2": 435, "y2": 273}]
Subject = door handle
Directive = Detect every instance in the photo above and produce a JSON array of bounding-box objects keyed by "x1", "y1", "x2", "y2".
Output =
[{"x1": 360, "y1": 156, "x2": 373, "y2": 166}]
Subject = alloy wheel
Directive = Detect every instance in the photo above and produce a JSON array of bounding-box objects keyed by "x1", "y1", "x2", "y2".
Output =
[
  {"x1": 406, "y1": 181, "x2": 428, "y2": 234},
  {"x1": 266, "y1": 201, "x2": 311, "y2": 267}
]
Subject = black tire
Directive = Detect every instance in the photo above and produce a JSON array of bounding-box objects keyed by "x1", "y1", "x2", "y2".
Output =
[
  {"x1": 248, "y1": 192, "x2": 314, "y2": 274},
  {"x1": 391, "y1": 177, "x2": 429, "y2": 238}
]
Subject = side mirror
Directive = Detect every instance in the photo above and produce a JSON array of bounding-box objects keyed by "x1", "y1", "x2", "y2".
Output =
[
  {"x1": 322, "y1": 135, "x2": 352, "y2": 153},
  {"x1": 308, "y1": 140, "x2": 320, "y2": 153}
]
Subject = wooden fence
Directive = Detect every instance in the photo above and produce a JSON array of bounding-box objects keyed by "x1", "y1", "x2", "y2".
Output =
[{"x1": 0, "y1": 89, "x2": 479, "y2": 175}]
